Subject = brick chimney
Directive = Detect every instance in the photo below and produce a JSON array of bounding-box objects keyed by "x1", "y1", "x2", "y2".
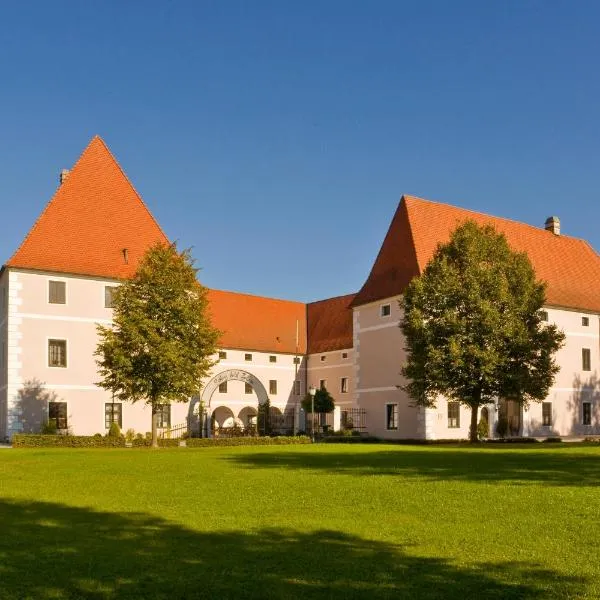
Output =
[
  {"x1": 59, "y1": 169, "x2": 70, "y2": 185},
  {"x1": 545, "y1": 216, "x2": 560, "y2": 235}
]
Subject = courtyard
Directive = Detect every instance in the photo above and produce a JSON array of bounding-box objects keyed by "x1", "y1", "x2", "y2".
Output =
[{"x1": 1, "y1": 443, "x2": 599, "y2": 599}]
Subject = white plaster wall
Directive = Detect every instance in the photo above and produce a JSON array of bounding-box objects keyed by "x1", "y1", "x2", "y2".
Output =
[{"x1": 307, "y1": 348, "x2": 354, "y2": 407}]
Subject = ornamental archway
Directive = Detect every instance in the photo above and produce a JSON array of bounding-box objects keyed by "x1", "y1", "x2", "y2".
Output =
[{"x1": 187, "y1": 369, "x2": 269, "y2": 436}]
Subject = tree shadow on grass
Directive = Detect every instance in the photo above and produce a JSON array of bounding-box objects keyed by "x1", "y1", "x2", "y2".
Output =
[
  {"x1": 225, "y1": 446, "x2": 600, "y2": 487},
  {"x1": 0, "y1": 499, "x2": 585, "y2": 599}
]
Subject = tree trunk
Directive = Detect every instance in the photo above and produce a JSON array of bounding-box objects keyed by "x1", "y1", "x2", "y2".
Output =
[
  {"x1": 469, "y1": 404, "x2": 479, "y2": 443},
  {"x1": 151, "y1": 402, "x2": 159, "y2": 448}
]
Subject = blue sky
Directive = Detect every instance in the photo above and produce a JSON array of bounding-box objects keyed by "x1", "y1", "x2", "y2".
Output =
[{"x1": 1, "y1": 1, "x2": 599, "y2": 302}]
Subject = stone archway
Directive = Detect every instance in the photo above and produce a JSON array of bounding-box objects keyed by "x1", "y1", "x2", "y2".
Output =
[{"x1": 187, "y1": 370, "x2": 269, "y2": 437}]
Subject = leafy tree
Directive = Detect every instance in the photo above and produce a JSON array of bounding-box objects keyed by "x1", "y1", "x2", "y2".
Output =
[
  {"x1": 95, "y1": 243, "x2": 220, "y2": 447},
  {"x1": 302, "y1": 387, "x2": 335, "y2": 413},
  {"x1": 400, "y1": 221, "x2": 565, "y2": 443}
]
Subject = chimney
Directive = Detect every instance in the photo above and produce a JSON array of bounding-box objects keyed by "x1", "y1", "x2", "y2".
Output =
[
  {"x1": 59, "y1": 169, "x2": 70, "y2": 184},
  {"x1": 545, "y1": 216, "x2": 560, "y2": 235}
]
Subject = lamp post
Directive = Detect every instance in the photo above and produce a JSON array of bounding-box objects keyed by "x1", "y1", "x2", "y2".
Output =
[{"x1": 309, "y1": 385, "x2": 316, "y2": 442}]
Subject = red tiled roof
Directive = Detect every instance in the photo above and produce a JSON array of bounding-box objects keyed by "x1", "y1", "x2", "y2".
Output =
[
  {"x1": 208, "y1": 289, "x2": 307, "y2": 354},
  {"x1": 6, "y1": 136, "x2": 169, "y2": 279},
  {"x1": 307, "y1": 293, "x2": 355, "y2": 354},
  {"x1": 353, "y1": 195, "x2": 600, "y2": 312}
]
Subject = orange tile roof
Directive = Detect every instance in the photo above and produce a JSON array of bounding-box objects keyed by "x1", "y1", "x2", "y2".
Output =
[
  {"x1": 6, "y1": 136, "x2": 169, "y2": 279},
  {"x1": 353, "y1": 195, "x2": 600, "y2": 312},
  {"x1": 307, "y1": 293, "x2": 355, "y2": 354},
  {"x1": 208, "y1": 289, "x2": 307, "y2": 354}
]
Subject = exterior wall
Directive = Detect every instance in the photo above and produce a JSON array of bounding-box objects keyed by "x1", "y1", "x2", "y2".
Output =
[
  {"x1": 4, "y1": 268, "x2": 307, "y2": 438},
  {"x1": 353, "y1": 296, "x2": 421, "y2": 439},
  {"x1": 522, "y1": 307, "x2": 600, "y2": 438},
  {"x1": 0, "y1": 270, "x2": 8, "y2": 440},
  {"x1": 307, "y1": 348, "x2": 354, "y2": 407}
]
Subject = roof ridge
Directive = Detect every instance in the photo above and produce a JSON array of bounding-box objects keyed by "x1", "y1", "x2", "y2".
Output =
[
  {"x1": 308, "y1": 292, "x2": 356, "y2": 306},
  {"x1": 209, "y1": 287, "x2": 306, "y2": 306},
  {"x1": 403, "y1": 194, "x2": 592, "y2": 245}
]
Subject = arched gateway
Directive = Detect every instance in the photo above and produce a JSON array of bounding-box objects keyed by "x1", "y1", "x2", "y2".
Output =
[{"x1": 187, "y1": 370, "x2": 270, "y2": 437}]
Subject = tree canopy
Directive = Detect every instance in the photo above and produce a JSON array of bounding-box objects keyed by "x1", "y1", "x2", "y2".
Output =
[
  {"x1": 400, "y1": 221, "x2": 565, "y2": 442},
  {"x1": 302, "y1": 387, "x2": 335, "y2": 414},
  {"x1": 95, "y1": 243, "x2": 220, "y2": 447}
]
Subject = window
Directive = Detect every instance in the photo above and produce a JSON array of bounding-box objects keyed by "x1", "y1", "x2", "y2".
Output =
[
  {"x1": 582, "y1": 316, "x2": 590, "y2": 327},
  {"x1": 269, "y1": 355, "x2": 277, "y2": 363},
  {"x1": 48, "y1": 280, "x2": 66, "y2": 304},
  {"x1": 294, "y1": 380, "x2": 301, "y2": 395},
  {"x1": 380, "y1": 304, "x2": 391, "y2": 317},
  {"x1": 105, "y1": 403, "x2": 122, "y2": 428},
  {"x1": 539, "y1": 310, "x2": 549, "y2": 322},
  {"x1": 49, "y1": 401, "x2": 68, "y2": 429},
  {"x1": 156, "y1": 405, "x2": 171, "y2": 428},
  {"x1": 448, "y1": 402, "x2": 460, "y2": 428},
  {"x1": 48, "y1": 339, "x2": 67, "y2": 368},
  {"x1": 583, "y1": 402, "x2": 592, "y2": 426},
  {"x1": 218, "y1": 351, "x2": 227, "y2": 360},
  {"x1": 245, "y1": 353, "x2": 252, "y2": 362},
  {"x1": 341, "y1": 377, "x2": 348, "y2": 393},
  {"x1": 542, "y1": 402, "x2": 552, "y2": 427},
  {"x1": 269, "y1": 380, "x2": 277, "y2": 395},
  {"x1": 104, "y1": 286, "x2": 117, "y2": 308},
  {"x1": 319, "y1": 379, "x2": 326, "y2": 390},
  {"x1": 386, "y1": 404, "x2": 398, "y2": 430},
  {"x1": 293, "y1": 357, "x2": 301, "y2": 365},
  {"x1": 342, "y1": 352, "x2": 348, "y2": 359},
  {"x1": 320, "y1": 355, "x2": 326, "y2": 362},
  {"x1": 582, "y1": 348, "x2": 591, "y2": 371},
  {"x1": 219, "y1": 381, "x2": 228, "y2": 393},
  {"x1": 245, "y1": 382, "x2": 253, "y2": 394}
]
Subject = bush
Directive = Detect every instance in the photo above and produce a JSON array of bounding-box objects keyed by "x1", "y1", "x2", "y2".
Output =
[
  {"x1": 185, "y1": 436, "x2": 311, "y2": 448},
  {"x1": 477, "y1": 417, "x2": 489, "y2": 440},
  {"x1": 40, "y1": 421, "x2": 57, "y2": 435},
  {"x1": 495, "y1": 417, "x2": 509, "y2": 439},
  {"x1": 125, "y1": 429, "x2": 136, "y2": 442},
  {"x1": 107, "y1": 422, "x2": 121, "y2": 438},
  {"x1": 12, "y1": 434, "x2": 126, "y2": 448},
  {"x1": 543, "y1": 436, "x2": 562, "y2": 443}
]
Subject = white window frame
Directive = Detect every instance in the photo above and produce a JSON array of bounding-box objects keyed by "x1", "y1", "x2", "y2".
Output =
[
  {"x1": 47, "y1": 337, "x2": 68, "y2": 369},
  {"x1": 269, "y1": 380, "x2": 277, "y2": 395},
  {"x1": 104, "y1": 285, "x2": 118, "y2": 309},
  {"x1": 385, "y1": 403, "x2": 398, "y2": 430},
  {"x1": 582, "y1": 348, "x2": 591, "y2": 372},
  {"x1": 47, "y1": 278, "x2": 68, "y2": 306},
  {"x1": 380, "y1": 303, "x2": 391, "y2": 318},
  {"x1": 447, "y1": 402, "x2": 460, "y2": 428},
  {"x1": 340, "y1": 377, "x2": 348, "y2": 393}
]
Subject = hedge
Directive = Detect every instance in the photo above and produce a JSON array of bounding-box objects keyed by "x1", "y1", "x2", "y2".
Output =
[
  {"x1": 11, "y1": 434, "x2": 311, "y2": 448},
  {"x1": 185, "y1": 436, "x2": 311, "y2": 447},
  {"x1": 12, "y1": 434, "x2": 126, "y2": 448}
]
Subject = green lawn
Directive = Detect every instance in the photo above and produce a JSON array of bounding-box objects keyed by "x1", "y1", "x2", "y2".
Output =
[{"x1": 1, "y1": 444, "x2": 599, "y2": 599}]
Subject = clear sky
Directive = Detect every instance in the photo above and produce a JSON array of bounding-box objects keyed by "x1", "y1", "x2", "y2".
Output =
[{"x1": 1, "y1": 1, "x2": 599, "y2": 302}]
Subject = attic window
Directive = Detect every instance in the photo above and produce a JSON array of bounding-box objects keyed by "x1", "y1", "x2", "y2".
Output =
[
  {"x1": 380, "y1": 304, "x2": 391, "y2": 317},
  {"x1": 269, "y1": 355, "x2": 277, "y2": 363},
  {"x1": 342, "y1": 352, "x2": 348, "y2": 359},
  {"x1": 245, "y1": 353, "x2": 252, "y2": 362},
  {"x1": 293, "y1": 357, "x2": 301, "y2": 365},
  {"x1": 49, "y1": 281, "x2": 66, "y2": 305},
  {"x1": 582, "y1": 316, "x2": 590, "y2": 327},
  {"x1": 219, "y1": 351, "x2": 227, "y2": 360},
  {"x1": 320, "y1": 355, "x2": 326, "y2": 362},
  {"x1": 540, "y1": 311, "x2": 549, "y2": 322}
]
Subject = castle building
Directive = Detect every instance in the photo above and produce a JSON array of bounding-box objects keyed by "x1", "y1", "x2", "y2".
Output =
[{"x1": 1, "y1": 137, "x2": 598, "y2": 441}]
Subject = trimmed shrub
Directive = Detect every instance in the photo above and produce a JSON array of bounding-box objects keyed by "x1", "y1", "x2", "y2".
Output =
[
  {"x1": 41, "y1": 421, "x2": 57, "y2": 435},
  {"x1": 12, "y1": 434, "x2": 126, "y2": 448},
  {"x1": 185, "y1": 436, "x2": 311, "y2": 447},
  {"x1": 107, "y1": 422, "x2": 121, "y2": 438},
  {"x1": 125, "y1": 429, "x2": 136, "y2": 442},
  {"x1": 543, "y1": 436, "x2": 563, "y2": 443}
]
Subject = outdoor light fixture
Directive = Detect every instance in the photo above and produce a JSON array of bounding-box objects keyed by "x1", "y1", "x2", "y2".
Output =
[{"x1": 309, "y1": 385, "x2": 316, "y2": 442}]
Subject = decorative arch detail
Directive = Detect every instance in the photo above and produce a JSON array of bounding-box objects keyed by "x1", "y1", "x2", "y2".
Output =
[{"x1": 201, "y1": 369, "x2": 269, "y2": 408}]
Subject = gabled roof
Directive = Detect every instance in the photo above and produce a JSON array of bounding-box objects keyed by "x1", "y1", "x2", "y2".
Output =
[
  {"x1": 208, "y1": 289, "x2": 307, "y2": 354},
  {"x1": 6, "y1": 136, "x2": 169, "y2": 279},
  {"x1": 307, "y1": 293, "x2": 355, "y2": 354},
  {"x1": 352, "y1": 195, "x2": 600, "y2": 313}
]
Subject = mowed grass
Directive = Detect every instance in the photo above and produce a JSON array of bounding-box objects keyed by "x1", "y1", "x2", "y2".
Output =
[{"x1": 1, "y1": 444, "x2": 599, "y2": 599}]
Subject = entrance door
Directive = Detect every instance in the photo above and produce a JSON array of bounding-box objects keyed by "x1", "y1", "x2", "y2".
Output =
[{"x1": 499, "y1": 399, "x2": 521, "y2": 436}]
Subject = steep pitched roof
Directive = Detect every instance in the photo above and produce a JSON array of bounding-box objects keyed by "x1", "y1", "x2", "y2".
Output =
[
  {"x1": 208, "y1": 289, "x2": 307, "y2": 354},
  {"x1": 6, "y1": 136, "x2": 169, "y2": 279},
  {"x1": 307, "y1": 293, "x2": 355, "y2": 354},
  {"x1": 353, "y1": 195, "x2": 600, "y2": 313}
]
